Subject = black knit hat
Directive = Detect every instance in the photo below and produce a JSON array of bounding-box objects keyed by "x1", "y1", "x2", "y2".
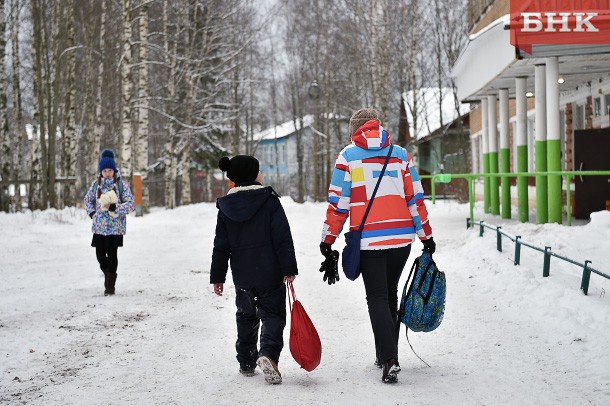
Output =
[{"x1": 218, "y1": 155, "x2": 260, "y2": 183}]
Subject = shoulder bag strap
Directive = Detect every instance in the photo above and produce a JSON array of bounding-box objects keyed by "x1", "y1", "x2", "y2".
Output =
[{"x1": 357, "y1": 144, "x2": 394, "y2": 233}]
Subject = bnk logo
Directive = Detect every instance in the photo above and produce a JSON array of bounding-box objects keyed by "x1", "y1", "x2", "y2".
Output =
[
  {"x1": 521, "y1": 12, "x2": 598, "y2": 32},
  {"x1": 510, "y1": 1, "x2": 610, "y2": 55}
]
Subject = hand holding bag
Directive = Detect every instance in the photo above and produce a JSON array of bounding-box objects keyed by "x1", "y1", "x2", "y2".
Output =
[
  {"x1": 342, "y1": 145, "x2": 394, "y2": 281},
  {"x1": 287, "y1": 281, "x2": 321, "y2": 372}
]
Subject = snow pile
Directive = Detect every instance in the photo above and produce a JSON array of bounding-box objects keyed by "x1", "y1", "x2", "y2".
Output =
[{"x1": 1, "y1": 201, "x2": 609, "y2": 405}]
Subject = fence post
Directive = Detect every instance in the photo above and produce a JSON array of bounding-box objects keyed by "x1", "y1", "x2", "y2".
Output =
[
  {"x1": 514, "y1": 236, "x2": 521, "y2": 265},
  {"x1": 580, "y1": 260, "x2": 592, "y2": 295},
  {"x1": 543, "y1": 246, "x2": 551, "y2": 277},
  {"x1": 496, "y1": 226, "x2": 502, "y2": 252},
  {"x1": 134, "y1": 173, "x2": 143, "y2": 217},
  {"x1": 479, "y1": 220, "x2": 484, "y2": 237}
]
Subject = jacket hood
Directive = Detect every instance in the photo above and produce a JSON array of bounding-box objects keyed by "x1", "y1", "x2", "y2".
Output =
[
  {"x1": 217, "y1": 185, "x2": 274, "y2": 222},
  {"x1": 351, "y1": 120, "x2": 391, "y2": 150}
]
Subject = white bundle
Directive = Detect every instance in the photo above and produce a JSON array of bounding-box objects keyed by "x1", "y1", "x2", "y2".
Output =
[{"x1": 99, "y1": 190, "x2": 119, "y2": 218}]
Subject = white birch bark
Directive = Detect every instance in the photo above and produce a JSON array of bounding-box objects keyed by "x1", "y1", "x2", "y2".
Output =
[
  {"x1": 91, "y1": 0, "x2": 106, "y2": 180},
  {"x1": 120, "y1": 0, "x2": 133, "y2": 182},
  {"x1": 0, "y1": 0, "x2": 10, "y2": 211},
  {"x1": 61, "y1": 0, "x2": 76, "y2": 206},
  {"x1": 163, "y1": 0, "x2": 177, "y2": 209},
  {"x1": 136, "y1": 1, "x2": 149, "y2": 212},
  {"x1": 10, "y1": 0, "x2": 22, "y2": 210},
  {"x1": 32, "y1": 0, "x2": 48, "y2": 208}
]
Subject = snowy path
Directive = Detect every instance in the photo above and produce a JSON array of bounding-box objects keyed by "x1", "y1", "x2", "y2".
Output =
[{"x1": 1, "y1": 201, "x2": 609, "y2": 405}]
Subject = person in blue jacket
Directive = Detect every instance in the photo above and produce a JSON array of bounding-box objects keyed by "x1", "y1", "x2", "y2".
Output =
[{"x1": 210, "y1": 155, "x2": 298, "y2": 385}]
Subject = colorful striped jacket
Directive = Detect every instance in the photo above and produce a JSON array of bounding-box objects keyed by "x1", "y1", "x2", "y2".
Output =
[{"x1": 321, "y1": 120, "x2": 433, "y2": 250}]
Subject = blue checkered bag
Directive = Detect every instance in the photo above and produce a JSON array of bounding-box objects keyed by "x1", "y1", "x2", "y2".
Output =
[{"x1": 398, "y1": 251, "x2": 445, "y2": 333}]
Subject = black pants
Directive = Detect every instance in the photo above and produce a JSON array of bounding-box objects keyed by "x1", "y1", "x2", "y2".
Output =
[
  {"x1": 95, "y1": 246, "x2": 118, "y2": 274},
  {"x1": 234, "y1": 283, "x2": 286, "y2": 369},
  {"x1": 360, "y1": 245, "x2": 411, "y2": 364}
]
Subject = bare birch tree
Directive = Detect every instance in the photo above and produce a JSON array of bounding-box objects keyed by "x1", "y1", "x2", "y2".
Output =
[
  {"x1": 10, "y1": 0, "x2": 23, "y2": 210},
  {"x1": 0, "y1": 0, "x2": 10, "y2": 211},
  {"x1": 136, "y1": 0, "x2": 149, "y2": 212},
  {"x1": 61, "y1": 0, "x2": 77, "y2": 206},
  {"x1": 120, "y1": 0, "x2": 134, "y2": 181}
]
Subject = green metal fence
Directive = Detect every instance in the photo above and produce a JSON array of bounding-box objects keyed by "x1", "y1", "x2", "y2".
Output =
[
  {"x1": 420, "y1": 170, "x2": 610, "y2": 227},
  {"x1": 470, "y1": 219, "x2": 609, "y2": 296}
]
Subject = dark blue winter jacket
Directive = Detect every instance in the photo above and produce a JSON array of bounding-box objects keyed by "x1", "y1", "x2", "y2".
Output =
[{"x1": 210, "y1": 184, "x2": 298, "y2": 289}]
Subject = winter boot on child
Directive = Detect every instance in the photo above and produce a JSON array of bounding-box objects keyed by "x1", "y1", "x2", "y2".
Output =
[
  {"x1": 257, "y1": 356, "x2": 282, "y2": 384},
  {"x1": 103, "y1": 271, "x2": 117, "y2": 296}
]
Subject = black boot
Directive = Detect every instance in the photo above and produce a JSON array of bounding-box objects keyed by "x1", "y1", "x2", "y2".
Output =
[
  {"x1": 104, "y1": 272, "x2": 117, "y2": 296},
  {"x1": 381, "y1": 358, "x2": 401, "y2": 383}
]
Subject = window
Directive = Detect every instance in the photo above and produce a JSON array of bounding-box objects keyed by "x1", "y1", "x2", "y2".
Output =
[
  {"x1": 573, "y1": 104, "x2": 585, "y2": 130},
  {"x1": 605, "y1": 94, "x2": 610, "y2": 115},
  {"x1": 594, "y1": 97, "x2": 601, "y2": 117}
]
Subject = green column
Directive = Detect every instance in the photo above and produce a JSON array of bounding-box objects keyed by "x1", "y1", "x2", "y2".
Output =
[
  {"x1": 546, "y1": 57, "x2": 562, "y2": 224},
  {"x1": 516, "y1": 77, "x2": 528, "y2": 222},
  {"x1": 535, "y1": 64, "x2": 548, "y2": 224},
  {"x1": 487, "y1": 95, "x2": 499, "y2": 215},
  {"x1": 481, "y1": 99, "x2": 490, "y2": 213},
  {"x1": 500, "y1": 148, "x2": 510, "y2": 218},
  {"x1": 535, "y1": 140, "x2": 548, "y2": 223},
  {"x1": 483, "y1": 153, "x2": 490, "y2": 213},
  {"x1": 548, "y1": 139, "x2": 562, "y2": 222},
  {"x1": 499, "y1": 89, "x2": 511, "y2": 219},
  {"x1": 517, "y1": 146, "x2": 528, "y2": 222},
  {"x1": 490, "y1": 151, "x2": 499, "y2": 214}
]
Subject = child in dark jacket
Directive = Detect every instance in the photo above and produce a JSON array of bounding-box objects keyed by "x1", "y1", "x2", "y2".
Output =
[
  {"x1": 210, "y1": 155, "x2": 298, "y2": 385},
  {"x1": 84, "y1": 149, "x2": 135, "y2": 296}
]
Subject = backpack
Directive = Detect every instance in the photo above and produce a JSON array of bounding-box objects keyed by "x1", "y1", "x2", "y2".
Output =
[{"x1": 398, "y1": 250, "x2": 446, "y2": 333}]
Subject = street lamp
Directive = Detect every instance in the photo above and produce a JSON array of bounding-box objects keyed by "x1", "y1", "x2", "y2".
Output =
[
  {"x1": 308, "y1": 80, "x2": 320, "y2": 201},
  {"x1": 308, "y1": 80, "x2": 320, "y2": 99}
]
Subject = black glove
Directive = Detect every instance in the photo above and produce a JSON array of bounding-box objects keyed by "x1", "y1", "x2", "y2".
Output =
[
  {"x1": 108, "y1": 203, "x2": 117, "y2": 212},
  {"x1": 319, "y1": 250, "x2": 340, "y2": 285},
  {"x1": 88, "y1": 212, "x2": 95, "y2": 219},
  {"x1": 320, "y1": 242, "x2": 333, "y2": 259},
  {"x1": 422, "y1": 238, "x2": 436, "y2": 255}
]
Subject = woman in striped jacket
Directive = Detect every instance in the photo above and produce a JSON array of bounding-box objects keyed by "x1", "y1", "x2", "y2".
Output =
[{"x1": 319, "y1": 108, "x2": 436, "y2": 383}]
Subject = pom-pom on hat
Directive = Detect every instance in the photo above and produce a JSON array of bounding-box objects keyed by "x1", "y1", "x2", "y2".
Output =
[
  {"x1": 98, "y1": 149, "x2": 117, "y2": 173},
  {"x1": 349, "y1": 108, "x2": 380, "y2": 136},
  {"x1": 218, "y1": 155, "x2": 260, "y2": 184}
]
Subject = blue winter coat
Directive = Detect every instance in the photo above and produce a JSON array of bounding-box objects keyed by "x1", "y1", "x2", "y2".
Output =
[
  {"x1": 84, "y1": 176, "x2": 135, "y2": 235},
  {"x1": 210, "y1": 184, "x2": 298, "y2": 289}
]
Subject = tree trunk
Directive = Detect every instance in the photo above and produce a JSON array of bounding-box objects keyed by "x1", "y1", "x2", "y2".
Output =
[
  {"x1": 163, "y1": 0, "x2": 177, "y2": 209},
  {"x1": 10, "y1": 0, "x2": 23, "y2": 210},
  {"x1": 0, "y1": 0, "x2": 9, "y2": 212},
  {"x1": 91, "y1": 0, "x2": 107, "y2": 180},
  {"x1": 180, "y1": 77, "x2": 194, "y2": 206},
  {"x1": 136, "y1": 1, "x2": 149, "y2": 212},
  {"x1": 45, "y1": 0, "x2": 66, "y2": 209},
  {"x1": 409, "y1": 0, "x2": 419, "y2": 141},
  {"x1": 31, "y1": 0, "x2": 48, "y2": 208},
  {"x1": 120, "y1": 0, "x2": 133, "y2": 183},
  {"x1": 61, "y1": 0, "x2": 76, "y2": 207}
]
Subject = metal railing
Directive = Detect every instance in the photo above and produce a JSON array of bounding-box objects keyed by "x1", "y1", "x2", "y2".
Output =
[
  {"x1": 420, "y1": 170, "x2": 610, "y2": 226},
  {"x1": 470, "y1": 219, "x2": 609, "y2": 296}
]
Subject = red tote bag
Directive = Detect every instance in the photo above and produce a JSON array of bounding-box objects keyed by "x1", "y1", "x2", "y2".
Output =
[{"x1": 287, "y1": 281, "x2": 321, "y2": 372}]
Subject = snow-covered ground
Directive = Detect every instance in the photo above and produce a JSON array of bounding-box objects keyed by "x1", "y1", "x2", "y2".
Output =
[{"x1": 1, "y1": 199, "x2": 609, "y2": 405}]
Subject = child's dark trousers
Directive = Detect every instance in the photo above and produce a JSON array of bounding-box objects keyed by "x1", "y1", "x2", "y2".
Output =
[{"x1": 234, "y1": 283, "x2": 286, "y2": 370}]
